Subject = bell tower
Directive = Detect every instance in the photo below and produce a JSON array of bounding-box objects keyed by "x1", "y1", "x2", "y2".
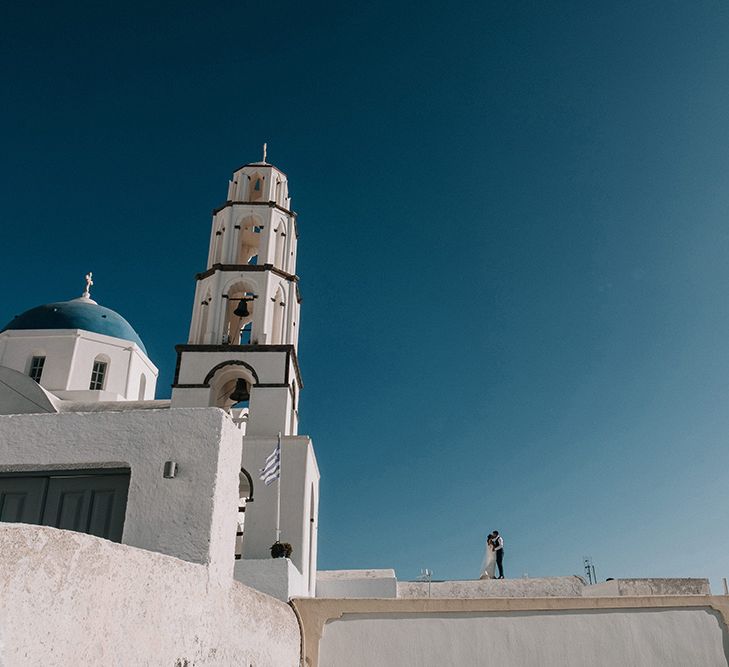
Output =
[{"x1": 171, "y1": 153, "x2": 302, "y2": 436}]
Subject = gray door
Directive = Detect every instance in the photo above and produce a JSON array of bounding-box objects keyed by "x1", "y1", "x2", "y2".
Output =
[
  {"x1": 0, "y1": 470, "x2": 130, "y2": 542},
  {"x1": 0, "y1": 476, "x2": 46, "y2": 523}
]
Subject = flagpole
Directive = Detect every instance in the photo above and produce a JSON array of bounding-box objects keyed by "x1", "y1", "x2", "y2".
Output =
[{"x1": 275, "y1": 431, "x2": 282, "y2": 543}]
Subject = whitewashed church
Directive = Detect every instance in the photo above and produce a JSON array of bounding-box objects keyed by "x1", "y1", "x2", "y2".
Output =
[{"x1": 0, "y1": 156, "x2": 726, "y2": 666}]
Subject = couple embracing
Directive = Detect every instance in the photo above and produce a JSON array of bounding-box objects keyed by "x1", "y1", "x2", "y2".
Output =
[{"x1": 479, "y1": 530, "x2": 504, "y2": 580}]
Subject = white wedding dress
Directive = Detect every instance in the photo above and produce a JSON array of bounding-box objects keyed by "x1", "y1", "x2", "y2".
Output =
[{"x1": 480, "y1": 543, "x2": 496, "y2": 579}]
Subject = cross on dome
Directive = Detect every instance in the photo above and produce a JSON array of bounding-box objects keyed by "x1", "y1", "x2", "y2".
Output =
[{"x1": 82, "y1": 272, "x2": 94, "y2": 299}]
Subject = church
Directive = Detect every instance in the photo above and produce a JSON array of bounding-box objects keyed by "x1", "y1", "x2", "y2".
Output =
[{"x1": 0, "y1": 156, "x2": 727, "y2": 666}]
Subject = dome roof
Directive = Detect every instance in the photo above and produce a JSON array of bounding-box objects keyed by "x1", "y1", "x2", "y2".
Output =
[{"x1": 1, "y1": 297, "x2": 147, "y2": 354}]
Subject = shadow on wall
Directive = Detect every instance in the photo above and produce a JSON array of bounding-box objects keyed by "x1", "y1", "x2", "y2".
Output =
[{"x1": 0, "y1": 524, "x2": 300, "y2": 666}]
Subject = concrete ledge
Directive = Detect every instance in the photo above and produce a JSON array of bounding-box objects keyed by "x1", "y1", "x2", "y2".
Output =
[
  {"x1": 0, "y1": 524, "x2": 300, "y2": 666},
  {"x1": 234, "y1": 557, "x2": 308, "y2": 601},
  {"x1": 317, "y1": 569, "x2": 397, "y2": 599},
  {"x1": 584, "y1": 578, "x2": 711, "y2": 597},
  {"x1": 398, "y1": 576, "x2": 585, "y2": 598}
]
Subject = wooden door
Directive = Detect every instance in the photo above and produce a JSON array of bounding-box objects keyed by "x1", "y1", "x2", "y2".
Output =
[{"x1": 0, "y1": 470, "x2": 130, "y2": 543}]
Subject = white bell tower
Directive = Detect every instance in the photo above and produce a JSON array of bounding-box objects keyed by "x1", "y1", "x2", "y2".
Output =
[
  {"x1": 171, "y1": 152, "x2": 302, "y2": 436},
  {"x1": 172, "y1": 152, "x2": 319, "y2": 598}
]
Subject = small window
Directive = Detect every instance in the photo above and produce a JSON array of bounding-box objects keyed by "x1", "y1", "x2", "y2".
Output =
[
  {"x1": 254, "y1": 179, "x2": 261, "y2": 191},
  {"x1": 89, "y1": 360, "x2": 108, "y2": 390},
  {"x1": 29, "y1": 356, "x2": 45, "y2": 383}
]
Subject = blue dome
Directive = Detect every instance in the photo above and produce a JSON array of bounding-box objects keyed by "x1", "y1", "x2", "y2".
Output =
[{"x1": 1, "y1": 298, "x2": 147, "y2": 354}]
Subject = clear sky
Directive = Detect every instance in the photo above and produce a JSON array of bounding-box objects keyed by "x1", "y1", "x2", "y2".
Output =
[{"x1": 3, "y1": 1, "x2": 729, "y2": 589}]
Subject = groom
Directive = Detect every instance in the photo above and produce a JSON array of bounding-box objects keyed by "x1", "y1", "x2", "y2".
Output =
[{"x1": 493, "y1": 530, "x2": 504, "y2": 579}]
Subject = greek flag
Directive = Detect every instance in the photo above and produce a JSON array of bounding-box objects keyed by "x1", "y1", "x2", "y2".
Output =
[{"x1": 259, "y1": 441, "x2": 281, "y2": 486}]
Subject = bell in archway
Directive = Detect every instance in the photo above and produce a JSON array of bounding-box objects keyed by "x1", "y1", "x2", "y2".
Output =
[
  {"x1": 233, "y1": 299, "x2": 250, "y2": 318},
  {"x1": 229, "y1": 378, "x2": 250, "y2": 403}
]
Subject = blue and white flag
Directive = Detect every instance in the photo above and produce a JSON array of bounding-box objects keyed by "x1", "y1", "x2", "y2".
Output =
[{"x1": 259, "y1": 441, "x2": 281, "y2": 486}]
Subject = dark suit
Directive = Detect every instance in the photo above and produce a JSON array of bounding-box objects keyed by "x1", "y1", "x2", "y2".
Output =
[{"x1": 495, "y1": 537, "x2": 504, "y2": 578}]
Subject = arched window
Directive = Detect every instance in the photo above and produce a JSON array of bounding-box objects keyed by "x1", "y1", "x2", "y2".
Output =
[
  {"x1": 211, "y1": 223, "x2": 224, "y2": 264},
  {"x1": 237, "y1": 217, "x2": 262, "y2": 265},
  {"x1": 308, "y1": 484, "x2": 317, "y2": 594},
  {"x1": 223, "y1": 281, "x2": 257, "y2": 345},
  {"x1": 89, "y1": 355, "x2": 109, "y2": 390},
  {"x1": 273, "y1": 220, "x2": 287, "y2": 271},
  {"x1": 138, "y1": 374, "x2": 147, "y2": 400},
  {"x1": 271, "y1": 286, "x2": 286, "y2": 344},
  {"x1": 248, "y1": 173, "x2": 264, "y2": 201},
  {"x1": 197, "y1": 295, "x2": 211, "y2": 344},
  {"x1": 235, "y1": 468, "x2": 255, "y2": 559}
]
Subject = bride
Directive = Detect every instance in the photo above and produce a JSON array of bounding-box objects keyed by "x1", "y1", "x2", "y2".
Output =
[{"x1": 479, "y1": 533, "x2": 496, "y2": 579}]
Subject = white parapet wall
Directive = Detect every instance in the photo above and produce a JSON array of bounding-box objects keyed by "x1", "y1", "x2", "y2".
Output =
[
  {"x1": 234, "y1": 557, "x2": 309, "y2": 601},
  {"x1": 320, "y1": 574, "x2": 711, "y2": 601},
  {"x1": 241, "y1": 435, "x2": 320, "y2": 596},
  {"x1": 0, "y1": 406, "x2": 241, "y2": 580},
  {"x1": 0, "y1": 524, "x2": 300, "y2": 666},
  {"x1": 293, "y1": 596, "x2": 729, "y2": 667},
  {"x1": 317, "y1": 570, "x2": 398, "y2": 599},
  {"x1": 584, "y1": 578, "x2": 711, "y2": 596},
  {"x1": 398, "y1": 576, "x2": 585, "y2": 599}
]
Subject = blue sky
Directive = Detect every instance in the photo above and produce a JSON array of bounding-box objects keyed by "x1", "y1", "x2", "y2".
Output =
[{"x1": 3, "y1": 1, "x2": 729, "y2": 588}]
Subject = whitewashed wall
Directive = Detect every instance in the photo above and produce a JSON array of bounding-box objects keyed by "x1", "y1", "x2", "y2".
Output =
[
  {"x1": 316, "y1": 607, "x2": 729, "y2": 667},
  {"x1": 317, "y1": 570, "x2": 398, "y2": 598},
  {"x1": 0, "y1": 525, "x2": 300, "y2": 666},
  {"x1": 0, "y1": 329, "x2": 158, "y2": 400},
  {"x1": 295, "y1": 597, "x2": 729, "y2": 667},
  {"x1": 0, "y1": 407, "x2": 240, "y2": 578},
  {"x1": 242, "y1": 435, "x2": 319, "y2": 595}
]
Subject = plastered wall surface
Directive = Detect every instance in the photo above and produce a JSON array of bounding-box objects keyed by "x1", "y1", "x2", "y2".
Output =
[
  {"x1": 317, "y1": 608, "x2": 729, "y2": 667},
  {"x1": 398, "y1": 576, "x2": 585, "y2": 598},
  {"x1": 294, "y1": 597, "x2": 729, "y2": 667},
  {"x1": 0, "y1": 329, "x2": 157, "y2": 399},
  {"x1": 234, "y1": 557, "x2": 308, "y2": 601},
  {"x1": 242, "y1": 435, "x2": 319, "y2": 595},
  {"x1": 0, "y1": 407, "x2": 241, "y2": 576},
  {"x1": 317, "y1": 570, "x2": 397, "y2": 598},
  {"x1": 0, "y1": 525, "x2": 300, "y2": 667},
  {"x1": 585, "y1": 577, "x2": 711, "y2": 596}
]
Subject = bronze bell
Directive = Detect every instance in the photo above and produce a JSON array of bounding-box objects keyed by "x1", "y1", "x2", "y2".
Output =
[
  {"x1": 233, "y1": 299, "x2": 250, "y2": 318},
  {"x1": 229, "y1": 378, "x2": 250, "y2": 403}
]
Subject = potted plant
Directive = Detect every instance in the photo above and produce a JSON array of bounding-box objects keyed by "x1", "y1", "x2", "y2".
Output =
[{"x1": 270, "y1": 541, "x2": 293, "y2": 559}]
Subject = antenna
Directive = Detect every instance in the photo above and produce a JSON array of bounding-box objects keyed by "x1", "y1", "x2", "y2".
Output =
[
  {"x1": 417, "y1": 568, "x2": 433, "y2": 598},
  {"x1": 583, "y1": 556, "x2": 597, "y2": 585}
]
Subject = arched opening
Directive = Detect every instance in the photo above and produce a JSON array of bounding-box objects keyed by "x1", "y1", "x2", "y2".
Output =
[
  {"x1": 223, "y1": 280, "x2": 257, "y2": 345},
  {"x1": 138, "y1": 374, "x2": 146, "y2": 400},
  {"x1": 271, "y1": 285, "x2": 286, "y2": 344},
  {"x1": 196, "y1": 292, "x2": 211, "y2": 344},
  {"x1": 236, "y1": 216, "x2": 262, "y2": 266},
  {"x1": 206, "y1": 362, "x2": 256, "y2": 411},
  {"x1": 308, "y1": 484, "x2": 317, "y2": 595},
  {"x1": 273, "y1": 220, "x2": 286, "y2": 271},
  {"x1": 235, "y1": 468, "x2": 255, "y2": 559},
  {"x1": 248, "y1": 173, "x2": 264, "y2": 201},
  {"x1": 211, "y1": 224, "x2": 224, "y2": 264}
]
